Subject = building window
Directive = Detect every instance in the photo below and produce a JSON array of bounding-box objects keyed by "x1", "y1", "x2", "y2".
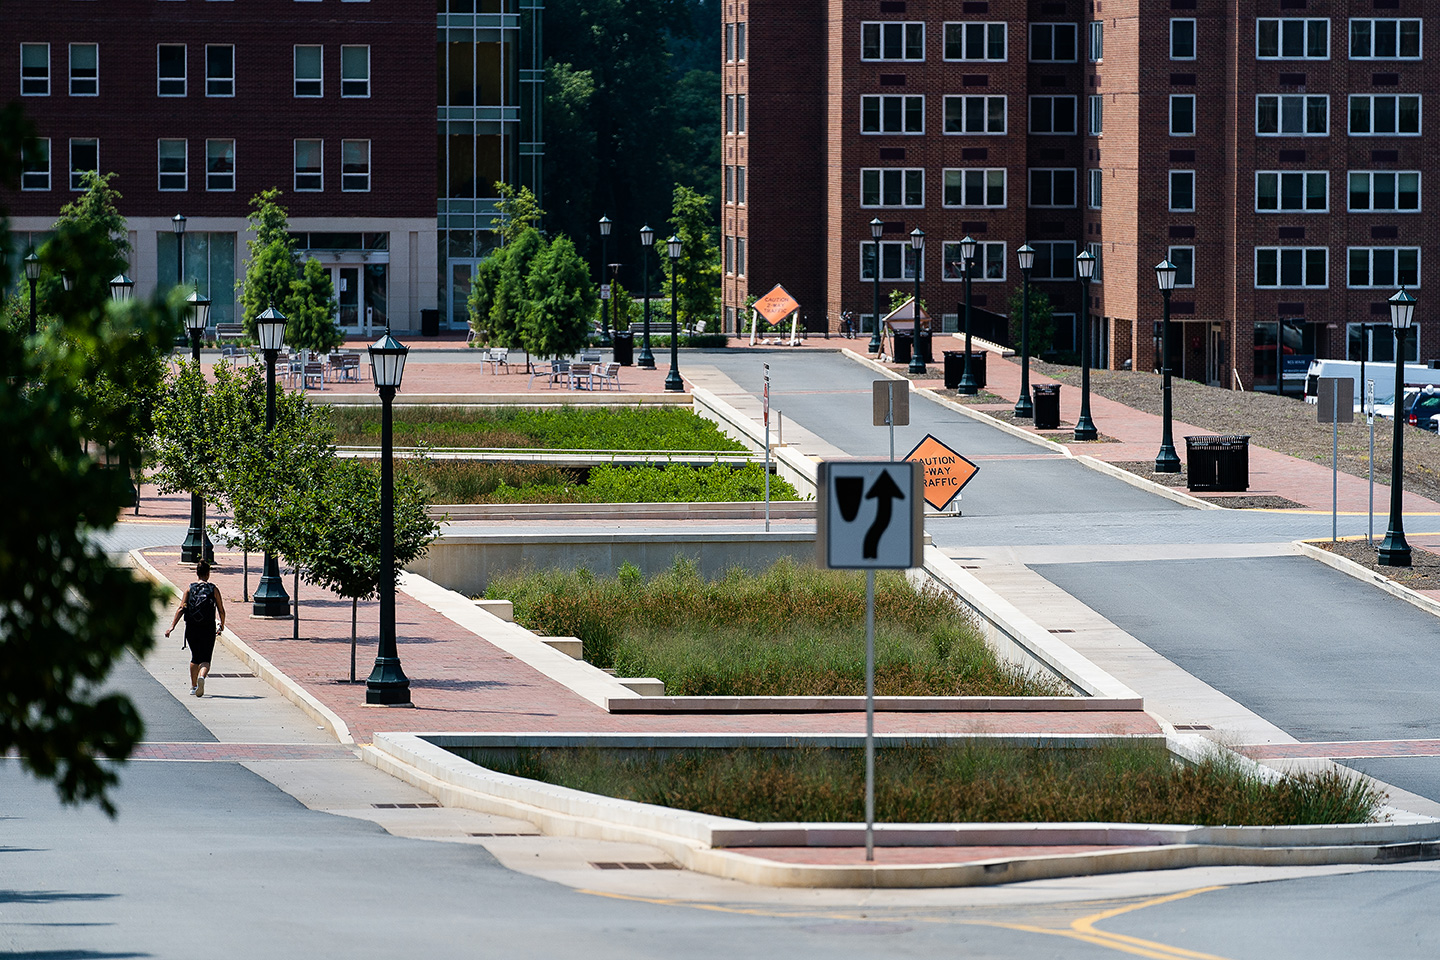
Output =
[
  {"x1": 725, "y1": 95, "x2": 734, "y2": 134},
  {"x1": 860, "y1": 168, "x2": 924, "y2": 208},
  {"x1": 1088, "y1": 22, "x2": 1103, "y2": 62},
  {"x1": 294, "y1": 45, "x2": 322, "y2": 97},
  {"x1": 860, "y1": 241, "x2": 922, "y2": 282},
  {"x1": 1169, "y1": 171, "x2": 1195, "y2": 211},
  {"x1": 1088, "y1": 94, "x2": 1103, "y2": 135},
  {"x1": 158, "y1": 139, "x2": 187, "y2": 191},
  {"x1": 861, "y1": 94, "x2": 925, "y2": 134},
  {"x1": 1085, "y1": 242, "x2": 1103, "y2": 283},
  {"x1": 943, "y1": 22, "x2": 1006, "y2": 61},
  {"x1": 1256, "y1": 171, "x2": 1328, "y2": 212},
  {"x1": 157, "y1": 44, "x2": 186, "y2": 96},
  {"x1": 21, "y1": 138, "x2": 50, "y2": 191},
  {"x1": 1088, "y1": 168, "x2": 1103, "y2": 209},
  {"x1": 724, "y1": 165, "x2": 733, "y2": 203},
  {"x1": 736, "y1": 22, "x2": 746, "y2": 61},
  {"x1": 943, "y1": 168, "x2": 1006, "y2": 207},
  {"x1": 69, "y1": 43, "x2": 98, "y2": 96},
  {"x1": 1349, "y1": 321, "x2": 1420, "y2": 362},
  {"x1": 1348, "y1": 247, "x2": 1420, "y2": 288},
  {"x1": 1170, "y1": 95, "x2": 1195, "y2": 135},
  {"x1": 1256, "y1": 19, "x2": 1329, "y2": 59},
  {"x1": 1029, "y1": 168, "x2": 1077, "y2": 208},
  {"x1": 69, "y1": 138, "x2": 98, "y2": 191},
  {"x1": 156, "y1": 231, "x2": 238, "y2": 325},
  {"x1": 1029, "y1": 23, "x2": 1078, "y2": 62},
  {"x1": 736, "y1": 165, "x2": 746, "y2": 204},
  {"x1": 1171, "y1": 19, "x2": 1197, "y2": 59},
  {"x1": 1254, "y1": 247, "x2": 1328, "y2": 288},
  {"x1": 1167, "y1": 246, "x2": 1195, "y2": 287},
  {"x1": 1256, "y1": 94, "x2": 1329, "y2": 135},
  {"x1": 205, "y1": 139, "x2": 235, "y2": 191},
  {"x1": 735, "y1": 237, "x2": 746, "y2": 276},
  {"x1": 1348, "y1": 95, "x2": 1421, "y2": 136},
  {"x1": 1031, "y1": 241, "x2": 1076, "y2": 281},
  {"x1": 724, "y1": 236, "x2": 733, "y2": 274},
  {"x1": 294, "y1": 139, "x2": 323, "y2": 191},
  {"x1": 21, "y1": 43, "x2": 49, "y2": 96},
  {"x1": 735, "y1": 94, "x2": 746, "y2": 134},
  {"x1": 1348, "y1": 171, "x2": 1419, "y2": 212},
  {"x1": 942, "y1": 241, "x2": 1006, "y2": 281},
  {"x1": 1029, "y1": 95, "x2": 1077, "y2": 134},
  {"x1": 341, "y1": 45, "x2": 370, "y2": 97},
  {"x1": 1349, "y1": 19, "x2": 1421, "y2": 59},
  {"x1": 724, "y1": 23, "x2": 734, "y2": 62},
  {"x1": 943, "y1": 95, "x2": 1006, "y2": 134},
  {"x1": 861, "y1": 22, "x2": 924, "y2": 61},
  {"x1": 206, "y1": 45, "x2": 234, "y2": 97},
  {"x1": 341, "y1": 139, "x2": 370, "y2": 191}
]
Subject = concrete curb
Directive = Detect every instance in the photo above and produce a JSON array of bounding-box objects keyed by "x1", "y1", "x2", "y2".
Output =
[
  {"x1": 1073, "y1": 454, "x2": 1224, "y2": 510},
  {"x1": 314, "y1": 392, "x2": 691, "y2": 407},
  {"x1": 1294, "y1": 538, "x2": 1440, "y2": 620},
  {"x1": 432, "y1": 501, "x2": 815, "y2": 522},
  {"x1": 606, "y1": 695, "x2": 1144, "y2": 714},
  {"x1": 127, "y1": 550, "x2": 356, "y2": 746}
]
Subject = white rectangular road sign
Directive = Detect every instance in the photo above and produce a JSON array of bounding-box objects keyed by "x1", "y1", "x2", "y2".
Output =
[{"x1": 816, "y1": 461, "x2": 924, "y2": 570}]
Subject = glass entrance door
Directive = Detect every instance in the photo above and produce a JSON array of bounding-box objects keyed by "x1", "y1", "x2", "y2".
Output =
[
  {"x1": 449, "y1": 259, "x2": 482, "y2": 331},
  {"x1": 336, "y1": 266, "x2": 361, "y2": 332}
]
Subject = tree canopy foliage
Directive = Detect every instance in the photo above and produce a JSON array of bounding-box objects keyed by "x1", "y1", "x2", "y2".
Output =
[{"x1": 236, "y1": 190, "x2": 341, "y2": 352}]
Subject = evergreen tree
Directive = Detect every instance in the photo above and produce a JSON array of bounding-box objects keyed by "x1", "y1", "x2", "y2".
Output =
[
  {"x1": 287, "y1": 257, "x2": 342, "y2": 352},
  {"x1": 237, "y1": 190, "x2": 299, "y2": 337},
  {"x1": 662, "y1": 184, "x2": 720, "y2": 330},
  {"x1": 1006, "y1": 285, "x2": 1056, "y2": 355},
  {"x1": 522, "y1": 235, "x2": 596, "y2": 359}
]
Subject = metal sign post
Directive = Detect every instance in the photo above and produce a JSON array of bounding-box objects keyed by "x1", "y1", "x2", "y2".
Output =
[
  {"x1": 1318, "y1": 377, "x2": 1355, "y2": 542},
  {"x1": 872, "y1": 379, "x2": 910, "y2": 462},
  {"x1": 817, "y1": 460, "x2": 923, "y2": 862},
  {"x1": 763, "y1": 364, "x2": 771, "y2": 532},
  {"x1": 1367, "y1": 379, "x2": 1376, "y2": 542}
]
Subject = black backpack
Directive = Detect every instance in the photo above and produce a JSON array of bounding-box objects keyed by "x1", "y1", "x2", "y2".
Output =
[{"x1": 183, "y1": 582, "x2": 216, "y2": 630}]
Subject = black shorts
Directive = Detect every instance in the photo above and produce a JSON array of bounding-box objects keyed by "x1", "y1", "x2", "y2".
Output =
[{"x1": 187, "y1": 628, "x2": 216, "y2": 665}]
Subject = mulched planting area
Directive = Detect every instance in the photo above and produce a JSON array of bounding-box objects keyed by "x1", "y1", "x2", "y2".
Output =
[
  {"x1": 983, "y1": 407, "x2": 1123, "y2": 443},
  {"x1": 1316, "y1": 538, "x2": 1440, "y2": 592}
]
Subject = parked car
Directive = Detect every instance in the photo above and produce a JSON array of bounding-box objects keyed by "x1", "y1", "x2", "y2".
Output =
[{"x1": 1405, "y1": 386, "x2": 1440, "y2": 432}]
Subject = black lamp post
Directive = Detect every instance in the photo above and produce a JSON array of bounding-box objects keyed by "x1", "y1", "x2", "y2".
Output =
[
  {"x1": 1073, "y1": 249, "x2": 1098, "y2": 441},
  {"x1": 665, "y1": 234, "x2": 684, "y2": 391},
  {"x1": 1014, "y1": 244, "x2": 1035, "y2": 417},
  {"x1": 1154, "y1": 258, "x2": 1181, "y2": 472},
  {"x1": 24, "y1": 253, "x2": 40, "y2": 336},
  {"x1": 110, "y1": 274, "x2": 135, "y2": 302},
  {"x1": 908, "y1": 228, "x2": 926, "y2": 375},
  {"x1": 180, "y1": 288, "x2": 215, "y2": 564},
  {"x1": 957, "y1": 235, "x2": 979, "y2": 395},
  {"x1": 637, "y1": 225, "x2": 656, "y2": 369},
  {"x1": 1379, "y1": 287, "x2": 1417, "y2": 567},
  {"x1": 366, "y1": 333, "x2": 412, "y2": 705},
  {"x1": 252, "y1": 306, "x2": 293, "y2": 617},
  {"x1": 598, "y1": 216, "x2": 613, "y2": 345},
  {"x1": 867, "y1": 218, "x2": 884, "y2": 354}
]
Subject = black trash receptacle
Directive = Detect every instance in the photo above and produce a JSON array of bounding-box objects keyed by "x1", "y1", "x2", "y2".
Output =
[
  {"x1": 965, "y1": 350, "x2": 987, "y2": 390},
  {"x1": 1186, "y1": 435, "x2": 1250, "y2": 492},
  {"x1": 943, "y1": 351, "x2": 965, "y2": 388},
  {"x1": 420, "y1": 308, "x2": 440, "y2": 337},
  {"x1": 612, "y1": 331, "x2": 635, "y2": 366},
  {"x1": 892, "y1": 332, "x2": 913, "y2": 364},
  {"x1": 915, "y1": 330, "x2": 934, "y2": 364},
  {"x1": 1032, "y1": 383, "x2": 1062, "y2": 429}
]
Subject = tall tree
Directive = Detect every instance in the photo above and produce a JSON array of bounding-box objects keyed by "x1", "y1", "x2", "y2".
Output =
[
  {"x1": 236, "y1": 189, "x2": 341, "y2": 350},
  {"x1": 662, "y1": 184, "x2": 721, "y2": 329},
  {"x1": 287, "y1": 257, "x2": 342, "y2": 353},
  {"x1": 522, "y1": 235, "x2": 597, "y2": 359}
]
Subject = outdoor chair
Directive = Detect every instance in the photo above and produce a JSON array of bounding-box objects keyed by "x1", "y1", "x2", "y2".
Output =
[
  {"x1": 580, "y1": 351, "x2": 602, "y2": 363},
  {"x1": 301, "y1": 361, "x2": 326, "y2": 390},
  {"x1": 483, "y1": 348, "x2": 510, "y2": 374},
  {"x1": 594, "y1": 361, "x2": 621, "y2": 390},
  {"x1": 568, "y1": 361, "x2": 594, "y2": 390},
  {"x1": 528, "y1": 358, "x2": 570, "y2": 389}
]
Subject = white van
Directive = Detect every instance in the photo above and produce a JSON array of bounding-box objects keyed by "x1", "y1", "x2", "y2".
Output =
[{"x1": 1303, "y1": 358, "x2": 1440, "y2": 415}]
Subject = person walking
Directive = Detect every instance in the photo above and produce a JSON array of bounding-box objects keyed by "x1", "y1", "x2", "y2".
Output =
[{"x1": 164, "y1": 560, "x2": 226, "y2": 697}]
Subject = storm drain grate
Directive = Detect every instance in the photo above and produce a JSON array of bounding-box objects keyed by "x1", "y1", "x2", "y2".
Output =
[
  {"x1": 1047, "y1": 628, "x2": 1075, "y2": 634},
  {"x1": 1173, "y1": 724, "x2": 1214, "y2": 731},
  {"x1": 591, "y1": 862, "x2": 681, "y2": 871},
  {"x1": 208, "y1": 673, "x2": 256, "y2": 678},
  {"x1": 371, "y1": 802, "x2": 441, "y2": 809}
]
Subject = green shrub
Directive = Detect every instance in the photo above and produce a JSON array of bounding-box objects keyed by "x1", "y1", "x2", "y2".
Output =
[{"x1": 402, "y1": 460, "x2": 799, "y2": 504}]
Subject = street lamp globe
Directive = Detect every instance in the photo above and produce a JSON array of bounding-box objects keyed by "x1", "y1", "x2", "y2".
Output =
[
  {"x1": 1389, "y1": 287, "x2": 1416, "y2": 330},
  {"x1": 667, "y1": 234, "x2": 683, "y2": 260},
  {"x1": 256, "y1": 305, "x2": 287, "y2": 352},
  {"x1": 959, "y1": 235, "x2": 978, "y2": 264},
  {"x1": 640, "y1": 224, "x2": 654, "y2": 248},
  {"x1": 24, "y1": 252, "x2": 41, "y2": 282},
  {"x1": 185, "y1": 289, "x2": 211, "y2": 335},
  {"x1": 369, "y1": 333, "x2": 409, "y2": 388},
  {"x1": 909, "y1": 227, "x2": 925, "y2": 251},
  {"x1": 110, "y1": 274, "x2": 135, "y2": 302},
  {"x1": 1155, "y1": 258, "x2": 1178, "y2": 291},
  {"x1": 1016, "y1": 243, "x2": 1035, "y2": 273},
  {"x1": 62, "y1": 272, "x2": 74, "y2": 292},
  {"x1": 870, "y1": 217, "x2": 884, "y2": 241},
  {"x1": 172, "y1": 213, "x2": 187, "y2": 236},
  {"x1": 1076, "y1": 248, "x2": 1096, "y2": 280},
  {"x1": 598, "y1": 215, "x2": 612, "y2": 238}
]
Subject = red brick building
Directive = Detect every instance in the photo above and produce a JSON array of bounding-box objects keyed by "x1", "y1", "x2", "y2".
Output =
[{"x1": 724, "y1": 1, "x2": 1437, "y2": 391}]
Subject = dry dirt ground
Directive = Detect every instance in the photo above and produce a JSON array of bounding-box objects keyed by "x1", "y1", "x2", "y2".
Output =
[{"x1": 1317, "y1": 537, "x2": 1440, "y2": 591}]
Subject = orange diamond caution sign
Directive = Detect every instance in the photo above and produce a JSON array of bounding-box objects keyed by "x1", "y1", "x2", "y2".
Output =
[
  {"x1": 904, "y1": 434, "x2": 979, "y2": 510},
  {"x1": 754, "y1": 284, "x2": 800, "y2": 327}
]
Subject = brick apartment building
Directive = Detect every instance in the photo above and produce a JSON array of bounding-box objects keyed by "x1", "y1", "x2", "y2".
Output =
[
  {"x1": 723, "y1": 1, "x2": 1437, "y2": 392},
  {"x1": 2, "y1": 0, "x2": 542, "y2": 335}
]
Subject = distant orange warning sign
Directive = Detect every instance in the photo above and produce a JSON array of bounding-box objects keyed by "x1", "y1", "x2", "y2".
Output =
[
  {"x1": 754, "y1": 284, "x2": 800, "y2": 326},
  {"x1": 904, "y1": 434, "x2": 978, "y2": 510}
]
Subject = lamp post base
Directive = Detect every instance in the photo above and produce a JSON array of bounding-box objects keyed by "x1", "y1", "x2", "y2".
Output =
[
  {"x1": 664, "y1": 368, "x2": 684, "y2": 391},
  {"x1": 867, "y1": 339, "x2": 881, "y2": 355},
  {"x1": 179, "y1": 530, "x2": 214, "y2": 564},
  {"x1": 1378, "y1": 535, "x2": 1412, "y2": 568},
  {"x1": 366, "y1": 658, "x2": 411, "y2": 705},
  {"x1": 1073, "y1": 417, "x2": 1098, "y2": 442},
  {"x1": 252, "y1": 554, "x2": 291, "y2": 618},
  {"x1": 956, "y1": 375, "x2": 978, "y2": 396},
  {"x1": 637, "y1": 351, "x2": 655, "y2": 369},
  {"x1": 1013, "y1": 394, "x2": 1033, "y2": 418},
  {"x1": 1154, "y1": 446, "x2": 1181, "y2": 473}
]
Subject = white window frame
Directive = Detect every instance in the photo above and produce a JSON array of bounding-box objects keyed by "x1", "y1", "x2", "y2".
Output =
[
  {"x1": 69, "y1": 43, "x2": 98, "y2": 97},
  {"x1": 1348, "y1": 94, "x2": 1421, "y2": 136},
  {"x1": 21, "y1": 43, "x2": 50, "y2": 96},
  {"x1": 1347, "y1": 170, "x2": 1420, "y2": 213},
  {"x1": 860, "y1": 22, "x2": 925, "y2": 62},
  {"x1": 157, "y1": 44, "x2": 186, "y2": 97},
  {"x1": 942, "y1": 168, "x2": 1007, "y2": 208},
  {"x1": 1028, "y1": 95, "x2": 1077, "y2": 134},
  {"x1": 68, "y1": 138, "x2": 98, "y2": 192},
  {"x1": 1088, "y1": 94, "x2": 1103, "y2": 136},
  {"x1": 736, "y1": 165, "x2": 746, "y2": 205},
  {"x1": 294, "y1": 45, "x2": 323, "y2": 98},
  {"x1": 724, "y1": 23, "x2": 734, "y2": 63},
  {"x1": 1254, "y1": 170, "x2": 1330, "y2": 213},
  {"x1": 1348, "y1": 18, "x2": 1422, "y2": 60},
  {"x1": 942, "y1": 241, "x2": 1007, "y2": 281},
  {"x1": 723, "y1": 165, "x2": 733, "y2": 204},
  {"x1": 294, "y1": 139, "x2": 323, "y2": 192},
  {"x1": 158, "y1": 139, "x2": 187, "y2": 191},
  {"x1": 340, "y1": 45, "x2": 370, "y2": 98},
  {"x1": 1170, "y1": 94, "x2": 1196, "y2": 136},
  {"x1": 1254, "y1": 247, "x2": 1329, "y2": 288},
  {"x1": 1256, "y1": 18, "x2": 1330, "y2": 59},
  {"x1": 943, "y1": 22, "x2": 1007, "y2": 61},
  {"x1": 860, "y1": 240, "x2": 923, "y2": 282},
  {"x1": 735, "y1": 94, "x2": 746, "y2": 134},
  {"x1": 1349, "y1": 321, "x2": 1421, "y2": 363},
  {"x1": 1167, "y1": 246, "x2": 1195, "y2": 287},
  {"x1": 205, "y1": 138, "x2": 235, "y2": 192},
  {"x1": 1086, "y1": 242, "x2": 1104, "y2": 283},
  {"x1": 1088, "y1": 168, "x2": 1103, "y2": 209},
  {"x1": 1170, "y1": 19, "x2": 1196, "y2": 60},
  {"x1": 1347, "y1": 247, "x2": 1421, "y2": 289},
  {"x1": 1029, "y1": 23, "x2": 1078, "y2": 62},
  {"x1": 736, "y1": 22, "x2": 747, "y2": 61},
  {"x1": 205, "y1": 44, "x2": 234, "y2": 97},
  {"x1": 736, "y1": 237, "x2": 748, "y2": 277},
  {"x1": 1088, "y1": 22, "x2": 1103, "y2": 62},
  {"x1": 1169, "y1": 170, "x2": 1196, "y2": 212},
  {"x1": 860, "y1": 94, "x2": 925, "y2": 135},
  {"x1": 1029, "y1": 168, "x2": 1078, "y2": 208},
  {"x1": 859, "y1": 168, "x2": 925, "y2": 208},
  {"x1": 943, "y1": 94, "x2": 1006, "y2": 135},
  {"x1": 21, "y1": 138, "x2": 50, "y2": 191},
  {"x1": 1031, "y1": 241, "x2": 1077, "y2": 281},
  {"x1": 341, "y1": 139, "x2": 371, "y2": 192},
  {"x1": 1256, "y1": 94, "x2": 1329, "y2": 136}
]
